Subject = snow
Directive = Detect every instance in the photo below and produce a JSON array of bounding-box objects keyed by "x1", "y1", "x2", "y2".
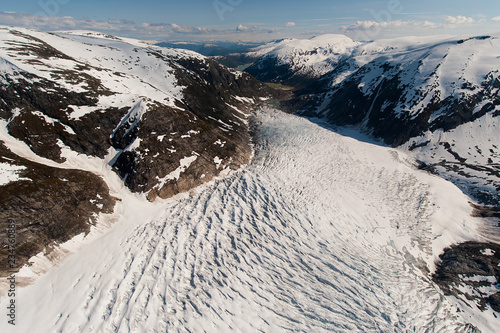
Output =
[
  {"x1": 112, "y1": 100, "x2": 147, "y2": 138},
  {"x1": 0, "y1": 56, "x2": 25, "y2": 83},
  {"x1": 153, "y1": 154, "x2": 199, "y2": 191},
  {"x1": 66, "y1": 105, "x2": 99, "y2": 120},
  {"x1": 214, "y1": 139, "x2": 225, "y2": 147},
  {"x1": 481, "y1": 248, "x2": 496, "y2": 256},
  {"x1": 180, "y1": 130, "x2": 199, "y2": 138},
  {"x1": 1, "y1": 108, "x2": 494, "y2": 332},
  {"x1": 213, "y1": 156, "x2": 222, "y2": 169},
  {"x1": 460, "y1": 275, "x2": 497, "y2": 284},
  {"x1": 455, "y1": 275, "x2": 499, "y2": 302},
  {"x1": 0, "y1": 162, "x2": 29, "y2": 186},
  {"x1": 207, "y1": 115, "x2": 233, "y2": 130},
  {"x1": 402, "y1": 112, "x2": 500, "y2": 203},
  {"x1": 353, "y1": 35, "x2": 500, "y2": 119},
  {"x1": 254, "y1": 33, "x2": 500, "y2": 128},
  {"x1": 32, "y1": 111, "x2": 76, "y2": 135}
]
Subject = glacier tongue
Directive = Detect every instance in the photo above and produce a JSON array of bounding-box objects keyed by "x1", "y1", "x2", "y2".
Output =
[{"x1": 3, "y1": 108, "x2": 487, "y2": 332}]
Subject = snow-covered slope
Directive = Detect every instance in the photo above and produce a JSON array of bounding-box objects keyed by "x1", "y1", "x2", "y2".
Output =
[
  {"x1": 402, "y1": 113, "x2": 500, "y2": 206},
  {"x1": 2, "y1": 109, "x2": 496, "y2": 332}
]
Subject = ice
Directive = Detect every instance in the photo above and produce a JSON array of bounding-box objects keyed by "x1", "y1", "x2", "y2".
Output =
[{"x1": 1, "y1": 108, "x2": 491, "y2": 332}]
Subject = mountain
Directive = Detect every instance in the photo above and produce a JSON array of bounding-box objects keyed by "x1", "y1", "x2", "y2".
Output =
[
  {"x1": 245, "y1": 34, "x2": 359, "y2": 88},
  {"x1": 247, "y1": 34, "x2": 500, "y2": 208},
  {"x1": 0, "y1": 27, "x2": 499, "y2": 332},
  {"x1": 0, "y1": 26, "x2": 283, "y2": 277}
]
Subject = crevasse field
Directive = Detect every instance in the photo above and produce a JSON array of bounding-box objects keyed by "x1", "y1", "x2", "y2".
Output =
[{"x1": 1, "y1": 108, "x2": 495, "y2": 332}]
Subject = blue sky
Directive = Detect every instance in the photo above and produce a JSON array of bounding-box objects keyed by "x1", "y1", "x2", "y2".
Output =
[{"x1": 1, "y1": 0, "x2": 500, "y2": 41}]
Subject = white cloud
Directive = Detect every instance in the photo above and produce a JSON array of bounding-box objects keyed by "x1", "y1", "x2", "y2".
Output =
[
  {"x1": 492, "y1": 16, "x2": 500, "y2": 22},
  {"x1": 235, "y1": 24, "x2": 259, "y2": 33},
  {"x1": 285, "y1": 22, "x2": 295, "y2": 28},
  {"x1": 343, "y1": 20, "x2": 430, "y2": 31},
  {"x1": 0, "y1": 11, "x2": 217, "y2": 38},
  {"x1": 0, "y1": 11, "x2": 132, "y2": 32},
  {"x1": 109, "y1": 19, "x2": 135, "y2": 25},
  {"x1": 236, "y1": 24, "x2": 249, "y2": 32},
  {"x1": 344, "y1": 15, "x2": 477, "y2": 35},
  {"x1": 443, "y1": 15, "x2": 475, "y2": 27},
  {"x1": 171, "y1": 23, "x2": 210, "y2": 34}
]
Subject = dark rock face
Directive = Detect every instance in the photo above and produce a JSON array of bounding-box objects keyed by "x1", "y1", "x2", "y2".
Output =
[
  {"x1": 0, "y1": 143, "x2": 115, "y2": 277},
  {"x1": 111, "y1": 101, "x2": 251, "y2": 201},
  {"x1": 433, "y1": 242, "x2": 500, "y2": 312}
]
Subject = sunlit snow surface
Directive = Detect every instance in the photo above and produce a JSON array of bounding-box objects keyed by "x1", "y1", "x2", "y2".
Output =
[{"x1": 2, "y1": 109, "x2": 494, "y2": 332}]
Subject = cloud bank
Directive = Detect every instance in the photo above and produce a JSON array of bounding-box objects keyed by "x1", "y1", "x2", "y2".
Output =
[{"x1": 343, "y1": 15, "x2": 478, "y2": 35}]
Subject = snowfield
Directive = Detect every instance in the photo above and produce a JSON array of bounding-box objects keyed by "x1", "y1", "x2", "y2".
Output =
[{"x1": 1, "y1": 109, "x2": 496, "y2": 332}]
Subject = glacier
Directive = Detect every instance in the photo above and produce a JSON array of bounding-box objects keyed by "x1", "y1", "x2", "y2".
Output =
[{"x1": 1, "y1": 108, "x2": 495, "y2": 332}]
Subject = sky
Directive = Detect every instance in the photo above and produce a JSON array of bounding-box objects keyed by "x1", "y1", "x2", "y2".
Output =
[{"x1": 0, "y1": 0, "x2": 500, "y2": 42}]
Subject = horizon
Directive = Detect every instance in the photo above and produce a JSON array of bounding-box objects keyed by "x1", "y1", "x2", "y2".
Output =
[{"x1": 0, "y1": 0, "x2": 499, "y2": 43}]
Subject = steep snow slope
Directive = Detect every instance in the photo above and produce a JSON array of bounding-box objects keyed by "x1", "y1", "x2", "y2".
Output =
[{"x1": 2, "y1": 109, "x2": 495, "y2": 332}]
